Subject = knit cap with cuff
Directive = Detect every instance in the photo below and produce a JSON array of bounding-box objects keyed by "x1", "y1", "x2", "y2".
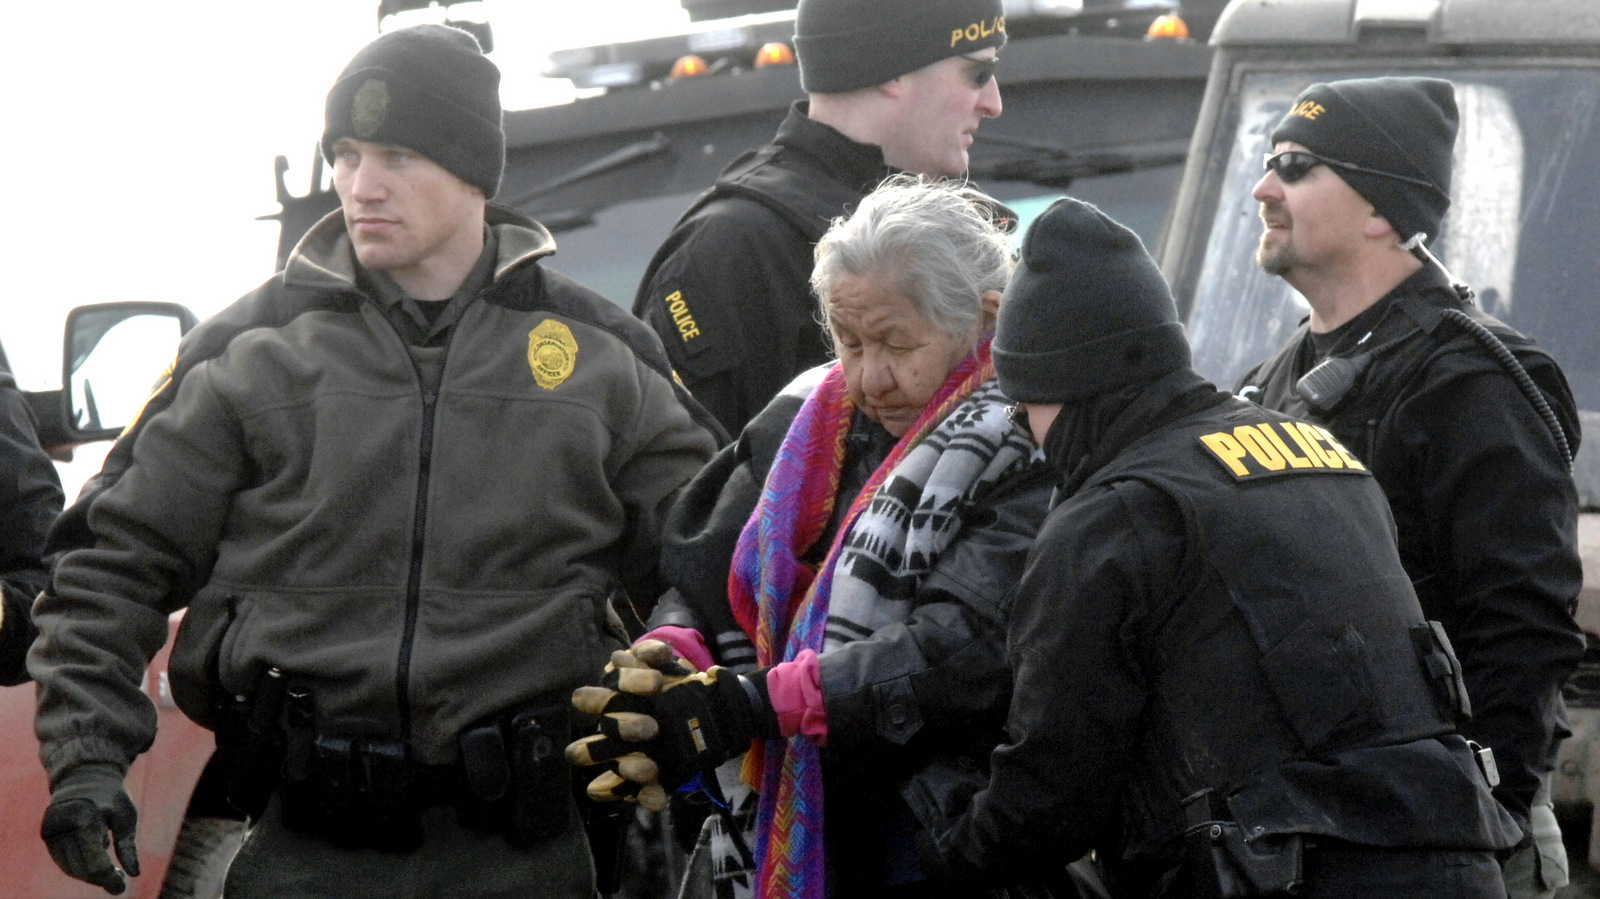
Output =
[
  {"x1": 795, "y1": 0, "x2": 1006, "y2": 93},
  {"x1": 321, "y1": 24, "x2": 505, "y2": 198},
  {"x1": 994, "y1": 197, "x2": 1190, "y2": 404},
  {"x1": 1270, "y1": 76, "x2": 1457, "y2": 246}
]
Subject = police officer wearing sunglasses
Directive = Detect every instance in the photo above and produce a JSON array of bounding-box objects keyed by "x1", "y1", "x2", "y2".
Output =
[{"x1": 1237, "y1": 76, "x2": 1584, "y2": 899}]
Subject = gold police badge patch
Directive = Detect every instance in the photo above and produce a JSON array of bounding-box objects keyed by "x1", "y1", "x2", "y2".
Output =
[
  {"x1": 528, "y1": 319, "x2": 578, "y2": 389},
  {"x1": 352, "y1": 78, "x2": 390, "y2": 138}
]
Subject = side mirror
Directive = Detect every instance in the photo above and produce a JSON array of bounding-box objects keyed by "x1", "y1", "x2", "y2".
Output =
[{"x1": 62, "y1": 302, "x2": 198, "y2": 443}]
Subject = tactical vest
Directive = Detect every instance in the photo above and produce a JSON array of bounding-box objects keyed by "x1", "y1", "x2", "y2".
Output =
[
  {"x1": 1244, "y1": 287, "x2": 1565, "y2": 466},
  {"x1": 1085, "y1": 399, "x2": 1513, "y2": 848},
  {"x1": 672, "y1": 142, "x2": 869, "y2": 245}
]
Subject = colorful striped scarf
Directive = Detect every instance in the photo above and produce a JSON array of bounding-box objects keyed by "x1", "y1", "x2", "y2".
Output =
[{"x1": 726, "y1": 337, "x2": 1000, "y2": 899}]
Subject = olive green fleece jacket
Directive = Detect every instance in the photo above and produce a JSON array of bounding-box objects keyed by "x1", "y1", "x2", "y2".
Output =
[{"x1": 30, "y1": 206, "x2": 720, "y2": 782}]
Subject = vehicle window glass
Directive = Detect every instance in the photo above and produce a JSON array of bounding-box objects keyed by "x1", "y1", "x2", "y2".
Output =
[
  {"x1": 1182, "y1": 67, "x2": 1600, "y2": 421},
  {"x1": 996, "y1": 165, "x2": 1185, "y2": 252},
  {"x1": 541, "y1": 165, "x2": 1188, "y2": 309},
  {"x1": 538, "y1": 192, "x2": 700, "y2": 307}
]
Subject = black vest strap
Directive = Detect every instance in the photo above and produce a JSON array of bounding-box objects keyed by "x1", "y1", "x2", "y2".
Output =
[{"x1": 675, "y1": 143, "x2": 867, "y2": 242}]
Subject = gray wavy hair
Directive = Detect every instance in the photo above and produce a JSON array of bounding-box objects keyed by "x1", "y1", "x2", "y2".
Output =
[{"x1": 811, "y1": 174, "x2": 1015, "y2": 344}]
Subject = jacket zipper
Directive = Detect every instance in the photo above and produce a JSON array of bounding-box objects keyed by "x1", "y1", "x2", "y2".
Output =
[{"x1": 396, "y1": 332, "x2": 453, "y2": 745}]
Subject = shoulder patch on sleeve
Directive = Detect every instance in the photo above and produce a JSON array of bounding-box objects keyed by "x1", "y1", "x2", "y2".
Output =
[
  {"x1": 660, "y1": 289, "x2": 705, "y2": 345},
  {"x1": 641, "y1": 281, "x2": 741, "y2": 381}
]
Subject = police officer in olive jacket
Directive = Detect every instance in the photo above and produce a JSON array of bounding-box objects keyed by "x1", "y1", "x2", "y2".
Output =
[
  {"x1": 1238, "y1": 77, "x2": 1582, "y2": 898},
  {"x1": 927, "y1": 198, "x2": 1521, "y2": 898},
  {"x1": 29, "y1": 26, "x2": 718, "y2": 898},
  {"x1": 633, "y1": 0, "x2": 1006, "y2": 434}
]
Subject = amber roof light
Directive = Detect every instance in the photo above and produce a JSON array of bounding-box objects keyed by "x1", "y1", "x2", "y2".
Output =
[
  {"x1": 670, "y1": 54, "x2": 710, "y2": 78},
  {"x1": 754, "y1": 41, "x2": 796, "y2": 67},
  {"x1": 1146, "y1": 13, "x2": 1190, "y2": 40}
]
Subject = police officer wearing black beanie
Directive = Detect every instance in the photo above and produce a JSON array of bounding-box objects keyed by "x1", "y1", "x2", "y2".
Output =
[
  {"x1": 633, "y1": 0, "x2": 1008, "y2": 435},
  {"x1": 926, "y1": 196, "x2": 1521, "y2": 897},
  {"x1": 29, "y1": 23, "x2": 718, "y2": 899},
  {"x1": 1239, "y1": 77, "x2": 1584, "y2": 899}
]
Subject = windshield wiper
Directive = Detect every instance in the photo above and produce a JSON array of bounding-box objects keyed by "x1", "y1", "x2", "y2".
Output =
[
  {"x1": 500, "y1": 133, "x2": 674, "y2": 208},
  {"x1": 971, "y1": 135, "x2": 1190, "y2": 187}
]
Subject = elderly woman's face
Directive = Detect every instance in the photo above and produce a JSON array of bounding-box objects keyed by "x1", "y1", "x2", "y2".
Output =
[{"x1": 824, "y1": 271, "x2": 974, "y2": 437}]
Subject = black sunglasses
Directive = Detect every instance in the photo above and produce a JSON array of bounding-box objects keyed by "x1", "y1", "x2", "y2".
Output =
[
  {"x1": 960, "y1": 54, "x2": 998, "y2": 88},
  {"x1": 1262, "y1": 150, "x2": 1439, "y2": 191}
]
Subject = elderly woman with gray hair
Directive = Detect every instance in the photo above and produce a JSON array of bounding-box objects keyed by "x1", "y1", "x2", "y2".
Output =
[{"x1": 568, "y1": 177, "x2": 1086, "y2": 899}]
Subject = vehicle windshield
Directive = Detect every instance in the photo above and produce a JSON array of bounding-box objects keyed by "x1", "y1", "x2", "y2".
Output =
[
  {"x1": 547, "y1": 165, "x2": 1184, "y2": 307},
  {"x1": 1180, "y1": 66, "x2": 1600, "y2": 433}
]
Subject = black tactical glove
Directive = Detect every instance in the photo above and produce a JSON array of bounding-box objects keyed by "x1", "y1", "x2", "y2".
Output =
[
  {"x1": 567, "y1": 664, "x2": 778, "y2": 808},
  {"x1": 610, "y1": 639, "x2": 699, "y2": 693},
  {"x1": 41, "y1": 762, "x2": 140, "y2": 895},
  {"x1": 565, "y1": 642, "x2": 701, "y2": 810}
]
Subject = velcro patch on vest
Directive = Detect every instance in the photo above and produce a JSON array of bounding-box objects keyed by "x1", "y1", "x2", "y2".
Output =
[{"x1": 1197, "y1": 420, "x2": 1368, "y2": 481}]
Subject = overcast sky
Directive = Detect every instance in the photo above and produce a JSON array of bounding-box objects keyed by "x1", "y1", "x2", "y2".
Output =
[{"x1": 1, "y1": 0, "x2": 691, "y2": 390}]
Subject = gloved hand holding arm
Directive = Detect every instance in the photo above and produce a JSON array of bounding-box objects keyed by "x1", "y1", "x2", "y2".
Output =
[
  {"x1": 567, "y1": 662, "x2": 779, "y2": 810},
  {"x1": 41, "y1": 762, "x2": 140, "y2": 895},
  {"x1": 564, "y1": 641, "x2": 703, "y2": 810}
]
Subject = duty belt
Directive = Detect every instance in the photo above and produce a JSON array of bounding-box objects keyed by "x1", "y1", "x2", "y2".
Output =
[{"x1": 221, "y1": 668, "x2": 575, "y2": 851}]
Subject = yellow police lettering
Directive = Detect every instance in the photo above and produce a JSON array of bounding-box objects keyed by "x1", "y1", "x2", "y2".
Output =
[
  {"x1": 1235, "y1": 425, "x2": 1287, "y2": 471},
  {"x1": 952, "y1": 16, "x2": 1005, "y2": 47},
  {"x1": 1294, "y1": 422, "x2": 1343, "y2": 468},
  {"x1": 1313, "y1": 425, "x2": 1367, "y2": 470},
  {"x1": 1290, "y1": 100, "x2": 1326, "y2": 121},
  {"x1": 1261, "y1": 422, "x2": 1313, "y2": 468},
  {"x1": 663, "y1": 290, "x2": 701, "y2": 341},
  {"x1": 1199, "y1": 420, "x2": 1371, "y2": 480},
  {"x1": 1281, "y1": 420, "x2": 1327, "y2": 465},
  {"x1": 1200, "y1": 431, "x2": 1252, "y2": 477}
]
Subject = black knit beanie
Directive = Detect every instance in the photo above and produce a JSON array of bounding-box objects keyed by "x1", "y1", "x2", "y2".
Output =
[
  {"x1": 994, "y1": 198, "x2": 1191, "y2": 404},
  {"x1": 322, "y1": 24, "x2": 505, "y2": 198},
  {"x1": 795, "y1": 0, "x2": 1006, "y2": 94},
  {"x1": 1270, "y1": 76, "x2": 1456, "y2": 245}
]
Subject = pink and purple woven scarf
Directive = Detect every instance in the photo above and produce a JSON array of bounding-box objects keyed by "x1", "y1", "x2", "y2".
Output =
[{"x1": 727, "y1": 340, "x2": 994, "y2": 899}]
